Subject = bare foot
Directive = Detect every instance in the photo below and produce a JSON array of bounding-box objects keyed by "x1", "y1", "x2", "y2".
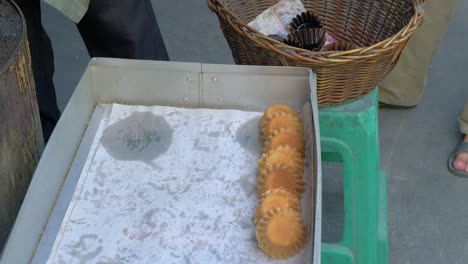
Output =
[{"x1": 453, "y1": 135, "x2": 468, "y2": 172}]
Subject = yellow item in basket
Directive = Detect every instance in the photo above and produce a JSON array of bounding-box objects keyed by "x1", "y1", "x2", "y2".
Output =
[
  {"x1": 255, "y1": 189, "x2": 301, "y2": 224},
  {"x1": 258, "y1": 146, "x2": 303, "y2": 173},
  {"x1": 259, "y1": 104, "x2": 301, "y2": 129},
  {"x1": 261, "y1": 112, "x2": 303, "y2": 140},
  {"x1": 257, "y1": 166, "x2": 305, "y2": 197},
  {"x1": 256, "y1": 208, "x2": 307, "y2": 259},
  {"x1": 264, "y1": 128, "x2": 306, "y2": 157}
]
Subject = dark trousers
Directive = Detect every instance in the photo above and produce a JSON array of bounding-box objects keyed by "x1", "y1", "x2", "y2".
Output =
[
  {"x1": 15, "y1": 0, "x2": 59, "y2": 142},
  {"x1": 15, "y1": 0, "x2": 169, "y2": 142},
  {"x1": 78, "y1": 0, "x2": 169, "y2": 60}
]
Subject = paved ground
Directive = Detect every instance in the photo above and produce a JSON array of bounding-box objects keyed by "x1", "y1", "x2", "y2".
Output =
[{"x1": 41, "y1": 1, "x2": 468, "y2": 263}]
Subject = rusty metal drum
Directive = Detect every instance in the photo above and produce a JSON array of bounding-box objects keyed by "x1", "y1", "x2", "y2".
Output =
[{"x1": 0, "y1": 0, "x2": 44, "y2": 247}]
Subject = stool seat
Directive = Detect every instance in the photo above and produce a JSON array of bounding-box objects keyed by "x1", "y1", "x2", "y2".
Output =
[{"x1": 319, "y1": 89, "x2": 388, "y2": 264}]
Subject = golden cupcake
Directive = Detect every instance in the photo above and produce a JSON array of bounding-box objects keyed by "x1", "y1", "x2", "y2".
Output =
[
  {"x1": 259, "y1": 104, "x2": 301, "y2": 129},
  {"x1": 258, "y1": 146, "x2": 303, "y2": 173},
  {"x1": 255, "y1": 189, "x2": 301, "y2": 224},
  {"x1": 256, "y1": 208, "x2": 307, "y2": 259},
  {"x1": 257, "y1": 165, "x2": 305, "y2": 197},
  {"x1": 264, "y1": 128, "x2": 306, "y2": 157},
  {"x1": 261, "y1": 112, "x2": 303, "y2": 140}
]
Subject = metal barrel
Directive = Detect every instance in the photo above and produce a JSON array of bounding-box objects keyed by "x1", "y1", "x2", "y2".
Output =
[{"x1": 0, "y1": 0, "x2": 44, "y2": 248}]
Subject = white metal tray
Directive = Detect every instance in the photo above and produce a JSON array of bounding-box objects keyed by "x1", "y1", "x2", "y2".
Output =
[{"x1": 0, "y1": 59, "x2": 322, "y2": 264}]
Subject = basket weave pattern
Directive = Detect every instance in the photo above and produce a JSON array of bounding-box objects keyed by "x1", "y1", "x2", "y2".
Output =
[{"x1": 208, "y1": 0, "x2": 424, "y2": 106}]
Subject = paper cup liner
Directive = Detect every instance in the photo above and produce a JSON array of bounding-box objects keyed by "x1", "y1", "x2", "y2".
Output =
[
  {"x1": 259, "y1": 104, "x2": 301, "y2": 133},
  {"x1": 256, "y1": 208, "x2": 307, "y2": 260},
  {"x1": 257, "y1": 165, "x2": 305, "y2": 197},
  {"x1": 264, "y1": 128, "x2": 306, "y2": 157},
  {"x1": 284, "y1": 28, "x2": 325, "y2": 51},
  {"x1": 289, "y1": 11, "x2": 322, "y2": 31},
  {"x1": 258, "y1": 146, "x2": 303, "y2": 174},
  {"x1": 261, "y1": 113, "x2": 304, "y2": 140},
  {"x1": 321, "y1": 41, "x2": 359, "y2": 52},
  {"x1": 255, "y1": 188, "x2": 301, "y2": 224}
]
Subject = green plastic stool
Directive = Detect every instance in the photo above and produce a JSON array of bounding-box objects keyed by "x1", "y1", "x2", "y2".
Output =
[{"x1": 319, "y1": 89, "x2": 388, "y2": 264}]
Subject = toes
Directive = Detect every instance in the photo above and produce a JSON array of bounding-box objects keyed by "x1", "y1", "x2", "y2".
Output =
[
  {"x1": 453, "y1": 159, "x2": 466, "y2": 171},
  {"x1": 453, "y1": 152, "x2": 468, "y2": 171}
]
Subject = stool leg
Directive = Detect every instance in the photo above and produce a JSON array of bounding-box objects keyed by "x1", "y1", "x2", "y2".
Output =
[
  {"x1": 378, "y1": 171, "x2": 388, "y2": 264},
  {"x1": 321, "y1": 137, "x2": 356, "y2": 264},
  {"x1": 319, "y1": 89, "x2": 385, "y2": 264}
]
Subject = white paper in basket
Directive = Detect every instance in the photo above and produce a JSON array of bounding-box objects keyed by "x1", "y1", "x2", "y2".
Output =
[
  {"x1": 248, "y1": 0, "x2": 306, "y2": 39},
  {"x1": 47, "y1": 103, "x2": 314, "y2": 264}
]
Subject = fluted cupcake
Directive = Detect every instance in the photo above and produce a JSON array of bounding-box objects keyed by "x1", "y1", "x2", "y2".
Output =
[
  {"x1": 258, "y1": 146, "x2": 304, "y2": 174},
  {"x1": 264, "y1": 128, "x2": 306, "y2": 157},
  {"x1": 255, "y1": 189, "x2": 301, "y2": 224},
  {"x1": 257, "y1": 165, "x2": 305, "y2": 197},
  {"x1": 256, "y1": 208, "x2": 307, "y2": 259},
  {"x1": 259, "y1": 104, "x2": 301, "y2": 130},
  {"x1": 261, "y1": 113, "x2": 303, "y2": 140}
]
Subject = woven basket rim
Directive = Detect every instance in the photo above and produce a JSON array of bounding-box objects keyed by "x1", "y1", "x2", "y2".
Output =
[{"x1": 208, "y1": 0, "x2": 425, "y2": 64}]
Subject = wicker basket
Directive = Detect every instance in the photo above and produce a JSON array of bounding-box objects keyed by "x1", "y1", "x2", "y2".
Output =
[{"x1": 208, "y1": 0, "x2": 424, "y2": 106}]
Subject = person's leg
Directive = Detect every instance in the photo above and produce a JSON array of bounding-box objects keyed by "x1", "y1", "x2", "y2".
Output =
[
  {"x1": 76, "y1": 0, "x2": 169, "y2": 60},
  {"x1": 452, "y1": 102, "x2": 468, "y2": 172},
  {"x1": 379, "y1": 0, "x2": 458, "y2": 107},
  {"x1": 15, "y1": 0, "x2": 61, "y2": 141}
]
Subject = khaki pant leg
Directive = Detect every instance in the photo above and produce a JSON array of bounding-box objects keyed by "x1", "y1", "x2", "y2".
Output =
[
  {"x1": 379, "y1": 0, "x2": 458, "y2": 106},
  {"x1": 459, "y1": 102, "x2": 468, "y2": 134}
]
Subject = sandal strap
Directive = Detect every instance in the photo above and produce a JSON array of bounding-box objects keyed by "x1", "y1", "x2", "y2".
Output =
[{"x1": 452, "y1": 142, "x2": 468, "y2": 156}]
